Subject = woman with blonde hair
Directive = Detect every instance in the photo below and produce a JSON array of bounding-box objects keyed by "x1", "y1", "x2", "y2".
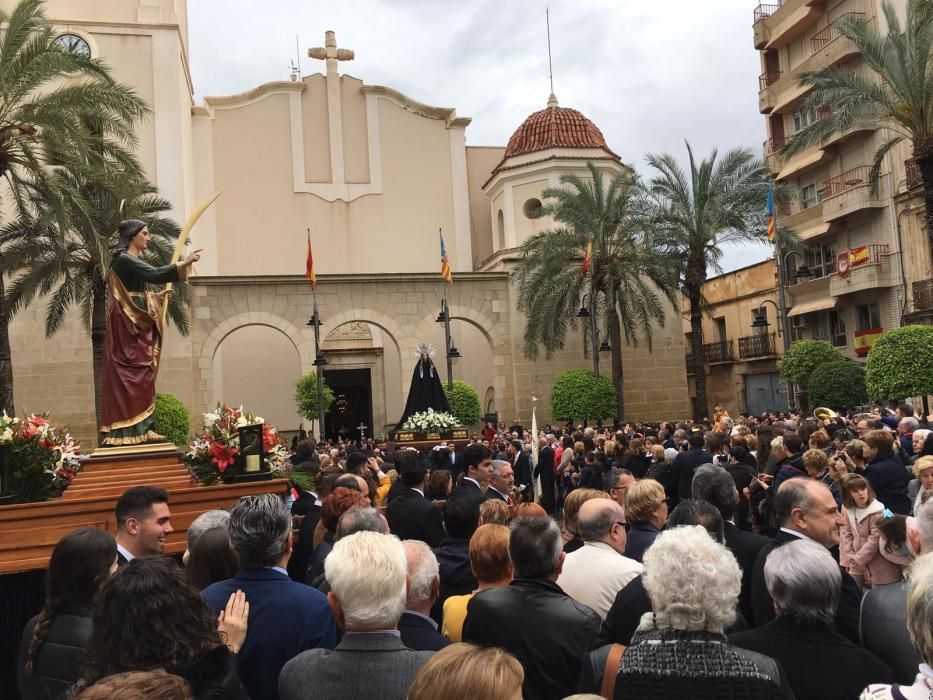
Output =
[
  {"x1": 562, "y1": 488, "x2": 610, "y2": 553},
  {"x1": 623, "y1": 479, "x2": 668, "y2": 563},
  {"x1": 407, "y1": 643, "x2": 523, "y2": 700},
  {"x1": 478, "y1": 498, "x2": 509, "y2": 526},
  {"x1": 441, "y1": 524, "x2": 512, "y2": 642}
]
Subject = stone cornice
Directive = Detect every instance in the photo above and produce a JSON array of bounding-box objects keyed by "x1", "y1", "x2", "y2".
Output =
[
  {"x1": 197, "y1": 81, "x2": 305, "y2": 116},
  {"x1": 191, "y1": 271, "x2": 509, "y2": 286},
  {"x1": 360, "y1": 84, "x2": 472, "y2": 128}
]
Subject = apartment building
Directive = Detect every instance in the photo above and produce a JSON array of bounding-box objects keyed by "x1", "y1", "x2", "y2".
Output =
[
  {"x1": 754, "y1": 0, "x2": 917, "y2": 361},
  {"x1": 683, "y1": 260, "x2": 788, "y2": 417}
]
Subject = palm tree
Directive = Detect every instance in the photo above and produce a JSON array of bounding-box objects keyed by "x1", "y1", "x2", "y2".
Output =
[
  {"x1": 0, "y1": 0, "x2": 149, "y2": 414},
  {"x1": 512, "y1": 162, "x2": 679, "y2": 421},
  {"x1": 784, "y1": 0, "x2": 933, "y2": 254},
  {"x1": 645, "y1": 143, "x2": 772, "y2": 420},
  {"x1": 1, "y1": 174, "x2": 189, "y2": 428}
]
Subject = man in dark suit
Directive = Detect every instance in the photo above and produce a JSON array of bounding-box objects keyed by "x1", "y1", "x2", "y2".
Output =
[
  {"x1": 279, "y1": 531, "x2": 433, "y2": 700},
  {"x1": 203, "y1": 494, "x2": 336, "y2": 700},
  {"x1": 486, "y1": 460, "x2": 514, "y2": 504},
  {"x1": 447, "y1": 443, "x2": 492, "y2": 503},
  {"x1": 400, "y1": 540, "x2": 450, "y2": 651},
  {"x1": 731, "y1": 539, "x2": 895, "y2": 699},
  {"x1": 443, "y1": 442, "x2": 464, "y2": 480},
  {"x1": 509, "y1": 440, "x2": 532, "y2": 501},
  {"x1": 431, "y1": 492, "x2": 481, "y2": 623},
  {"x1": 691, "y1": 464, "x2": 770, "y2": 624},
  {"x1": 670, "y1": 433, "x2": 714, "y2": 507},
  {"x1": 536, "y1": 436, "x2": 556, "y2": 513},
  {"x1": 386, "y1": 451, "x2": 445, "y2": 548},
  {"x1": 749, "y1": 478, "x2": 861, "y2": 644},
  {"x1": 114, "y1": 485, "x2": 172, "y2": 565}
]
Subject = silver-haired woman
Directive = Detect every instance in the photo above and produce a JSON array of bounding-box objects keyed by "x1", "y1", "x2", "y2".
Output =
[{"x1": 612, "y1": 525, "x2": 791, "y2": 699}]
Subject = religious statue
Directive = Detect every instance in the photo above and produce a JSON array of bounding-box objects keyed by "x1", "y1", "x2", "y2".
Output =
[
  {"x1": 395, "y1": 343, "x2": 451, "y2": 430},
  {"x1": 100, "y1": 219, "x2": 202, "y2": 446}
]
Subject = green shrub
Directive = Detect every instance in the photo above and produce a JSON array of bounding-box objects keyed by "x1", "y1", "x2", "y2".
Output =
[
  {"x1": 294, "y1": 373, "x2": 335, "y2": 421},
  {"x1": 154, "y1": 393, "x2": 190, "y2": 446},
  {"x1": 550, "y1": 368, "x2": 616, "y2": 421},
  {"x1": 778, "y1": 340, "x2": 844, "y2": 389},
  {"x1": 442, "y1": 380, "x2": 482, "y2": 426},
  {"x1": 807, "y1": 360, "x2": 868, "y2": 411},
  {"x1": 865, "y1": 325, "x2": 933, "y2": 400}
]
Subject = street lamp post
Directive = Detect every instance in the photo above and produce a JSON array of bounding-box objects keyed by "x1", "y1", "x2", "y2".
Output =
[
  {"x1": 307, "y1": 301, "x2": 327, "y2": 443},
  {"x1": 436, "y1": 298, "x2": 461, "y2": 390},
  {"x1": 577, "y1": 293, "x2": 600, "y2": 376}
]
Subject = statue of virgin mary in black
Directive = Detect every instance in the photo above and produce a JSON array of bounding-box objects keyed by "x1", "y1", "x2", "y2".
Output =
[{"x1": 396, "y1": 343, "x2": 451, "y2": 430}]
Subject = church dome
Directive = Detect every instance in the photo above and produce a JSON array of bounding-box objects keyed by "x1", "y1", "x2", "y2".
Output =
[{"x1": 503, "y1": 94, "x2": 618, "y2": 159}]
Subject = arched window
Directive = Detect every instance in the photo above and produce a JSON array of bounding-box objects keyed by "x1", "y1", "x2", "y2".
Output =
[{"x1": 496, "y1": 209, "x2": 505, "y2": 250}]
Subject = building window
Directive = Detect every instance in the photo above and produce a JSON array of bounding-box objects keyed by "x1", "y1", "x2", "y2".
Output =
[
  {"x1": 522, "y1": 198, "x2": 542, "y2": 219},
  {"x1": 714, "y1": 317, "x2": 727, "y2": 343},
  {"x1": 857, "y1": 302, "x2": 881, "y2": 330},
  {"x1": 803, "y1": 243, "x2": 836, "y2": 279},
  {"x1": 496, "y1": 209, "x2": 505, "y2": 249},
  {"x1": 53, "y1": 33, "x2": 91, "y2": 57},
  {"x1": 793, "y1": 108, "x2": 816, "y2": 133},
  {"x1": 829, "y1": 309, "x2": 846, "y2": 347},
  {"x1": 800, "y1": 183, "x2": 817, "y2": 209}
]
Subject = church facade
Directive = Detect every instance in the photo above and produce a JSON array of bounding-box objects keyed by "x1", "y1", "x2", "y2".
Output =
[{"x1": 6, "y1": 0, "x2": 689, "y2": 444}]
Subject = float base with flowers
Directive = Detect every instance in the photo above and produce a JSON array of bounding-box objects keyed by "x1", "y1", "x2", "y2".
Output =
[
  {"x1": 0, "y1": 404, "x2": 296, "y2": 575},
  {"x1": 394, "y1": 409, "x2": 470, "y2": 452}
]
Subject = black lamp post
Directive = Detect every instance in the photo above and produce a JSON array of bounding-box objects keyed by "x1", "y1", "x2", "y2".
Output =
[
  {"x1": 307, "y1": 303, "x2": 327, "y2": 443},
  {"x1": 751, "y1": 298, "x2": 794, "y2": 411},
  {"x1": 436, "y1": 299, "x2": 460, "y2": 390},
  {"x1": 577, "y1": 294, "x2": 600, "y2": 376}
]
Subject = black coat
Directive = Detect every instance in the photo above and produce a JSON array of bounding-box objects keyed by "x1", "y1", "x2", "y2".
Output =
[
  {"x1": 730, "y1": 616, "x2": 895, "y2": 700},
  {"x1": 622, "y1": 522, "x2": 660, "y2": 564},
  {"x1": 430, "y1": 537, "x2": 476, "y2": 624},
  {"x1": 291, "y1": 491, "x2": 319, "y2": 517},
  {"x1": 463, "y1": 578, "x2": 601, "y2": 700},
  {"x1": 398, "y1": 611, "x2": 450, "y2": 652},
  {"x1": 750, "y1": 530, "x2": 862, "y2": 644},
  {"x1": 287, "y1": 500, "x2": 321, "y2": 582},
  {"x1": 170, "y1": 645, "x2": 249, "y2": 700},
  {"x1": 672, "y1": 449, "x2": 715, "y2": 505},
  {"x1": 864, "y1": 454, "x2": 911, "y2": 515},
  {"x1": 513, "y1": 452, "x2": 532, "y2": 489},
  {"x1": 385, "y1": 488, "x2": 445, "y2": 548},
  {"x1": 18, "y1": 605, "x2": 92, "y2": 700},
  {"x1": 723, "y1": 521, "x2": 770, "y2": 625}
]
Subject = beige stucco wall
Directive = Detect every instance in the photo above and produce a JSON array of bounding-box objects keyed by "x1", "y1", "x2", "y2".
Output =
[{"x1": 466, "y1": 147, "x2": 505, "y2": 267}]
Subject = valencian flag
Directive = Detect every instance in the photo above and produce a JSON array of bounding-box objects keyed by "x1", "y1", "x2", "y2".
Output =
[
  {"x1": 766, "y1": 186, "x2": 776, "y2": 243},
  {"x1": 440, "y1": 229, "x2": 453, "y2": 283},
  {"x1": 305, "y1": 228, "x2": 316, "y2": 288},
  {"x1": 582, "y1": 238, "x2": 593, "y2": 276}
]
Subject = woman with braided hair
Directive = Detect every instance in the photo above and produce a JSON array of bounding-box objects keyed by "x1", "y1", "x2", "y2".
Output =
[{"x1": 17, "y1": 528, "x2": 117, "y2": 700}]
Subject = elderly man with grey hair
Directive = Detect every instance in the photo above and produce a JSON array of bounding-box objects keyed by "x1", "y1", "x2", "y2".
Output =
[
  {"x1": 486, "y1": 459, "x2": 514, "y2": 504},
  {"x1": 203, "y1": 494, "x2": 336, "y2": 700},
  {"x1": 463, "y1": 517, "x2": 601, "y2": 700},
  {"x1": 183, "y1": 508, "x2": 230, "y2": 564},
  {"x1": 279, "y1": 532, "x2": 433, "y2": 700},
  {"x1": 556, "y1": 498, "x2": 643, "y2": 619},
  {"x1": 731, "y1": 539, "x2": 894, "y2": 699},
  {"x1": 399, "y1": 540, "x2": 449, "y2": 651},
  {"x1": 860, "y1": 500, "x2": 933, "y2": 684}
]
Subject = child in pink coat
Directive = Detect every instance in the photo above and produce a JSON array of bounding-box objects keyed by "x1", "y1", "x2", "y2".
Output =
[{"x1": 839, "y1": 473, "x2": 903, "y2": 589}]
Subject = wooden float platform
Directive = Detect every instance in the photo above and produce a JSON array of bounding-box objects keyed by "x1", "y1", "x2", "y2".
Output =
[{"x1": 0, "y1": 444, "x2": 287, "y2": 574}]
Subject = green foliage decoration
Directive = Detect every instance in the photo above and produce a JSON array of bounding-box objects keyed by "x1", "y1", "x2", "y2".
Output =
[
  {"x1": 442, "y1": 380, "x2": 482, "y2": 427},
  {"x1": 865, "y1": 325, "x2": 933, "y2": 401},
  {"x1": 778, "y1": 340, "x2": 844, "y2": 389},
  {"x1": 294, "y1": 373, "x2": 335, "y2": 421},
  {"x1": 153, "y1": 393, "x2": 190, "y2": 447},
  {"x1": 550, "y1": 368, "x2": 617, "y2": 421},
  {"x1": 807, "y1": 361, "x2": 868, "y2": 411}
]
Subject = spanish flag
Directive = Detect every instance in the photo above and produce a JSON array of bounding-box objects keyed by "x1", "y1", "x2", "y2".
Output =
[
  {"x1": 582, "y1": 238, "x2": 592, "y2": 276},
  {"x1": 440, "y1": 229, "x2": 453, "y2": 283},
  {"x1": 766, "y1": 186, "x2": 776, "y2": 243},
  {"x1": 305, "y1": 229, "x2": 316, "y2": 288},
  {"x1": 849, "y1": 245, "x2": 869, "y2": 268}
]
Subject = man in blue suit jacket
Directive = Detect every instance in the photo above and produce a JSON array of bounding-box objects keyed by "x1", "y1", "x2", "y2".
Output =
[{"x1": 203, "y1": 494, "x2": 336, "y2": 700}]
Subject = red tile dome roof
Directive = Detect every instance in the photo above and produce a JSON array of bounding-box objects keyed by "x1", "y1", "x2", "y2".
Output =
[{"x1": 503, "y1": 95, "x2": 618, "y2": 159}]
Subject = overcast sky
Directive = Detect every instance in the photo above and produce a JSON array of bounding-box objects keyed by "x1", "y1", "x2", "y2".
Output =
[{"x1": 187, "y1": 0, "x2": 770, "y2": 273}]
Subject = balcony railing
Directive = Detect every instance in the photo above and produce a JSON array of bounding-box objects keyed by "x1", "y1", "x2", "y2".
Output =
[
  {"x1": 906, "y1": 159, "x2": 922, "y2": 189},
  {"x1": 811, "y1": 13, "x2": 865, "y2": 52},
  {"x1": 703, "y1": 340, "x2": 735, "y2": 364},
  {"x1": 754, "y1": 3, "x2": 781, "y2": 23},
  {"x1": 822, "y1": 166, "x2": 872, "y2": 198},
  {"x1": 763, "y1": 136, "x2": 786, "y2": 157},
  {"x1": 759, "y1": 71, "x2": 782, "y2": 91},
  {"x1": 739, "y1": 333, "x2": 777, "y2": 360},
  {"x1": 914, "y1": 278, "x2": 933, "y2": 311}
]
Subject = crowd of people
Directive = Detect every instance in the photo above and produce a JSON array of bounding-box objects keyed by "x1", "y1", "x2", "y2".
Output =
[{"x1": 14, "y1": 404, "x2": 933, "y2": 700}]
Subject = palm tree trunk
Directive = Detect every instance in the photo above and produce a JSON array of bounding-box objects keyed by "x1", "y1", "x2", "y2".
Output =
[
  {"x1": 688, "y1": 286, "x2": 707, "y2": 422},
  {"x1": 90, "y1": 271, "x2": 107, "y2": 431},
  {"x1": 914, "y1": 144, "x2": 933, "y2": 260},
  {"x1": 0, "y1": 273, "x2": 13, "y2": 415},
  {"x1": 607, "y1": 305, "x2": 624, "y2": 422}
]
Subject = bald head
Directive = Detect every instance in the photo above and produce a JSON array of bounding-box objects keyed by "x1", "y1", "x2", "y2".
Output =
[{"x1": 578, "y1": 498, "x2": 625, "y2": 543}]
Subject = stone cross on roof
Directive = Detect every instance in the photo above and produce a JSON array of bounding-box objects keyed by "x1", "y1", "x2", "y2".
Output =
[{"x1": 308, "y1": 30, "x2": 354, "y2": 76}]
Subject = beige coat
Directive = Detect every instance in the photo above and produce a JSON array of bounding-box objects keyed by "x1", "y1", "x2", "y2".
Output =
[{"x1": 841, "y1": 500, "x2": 903, "y2": 586}]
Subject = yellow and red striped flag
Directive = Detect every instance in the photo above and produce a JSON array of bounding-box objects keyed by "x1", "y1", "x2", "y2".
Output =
[
  {"x1": 305, "y1": 228, "x2": 316, "y2": 288},
  {"x1": 582, "y1": 238, "x2": 593, "y2": 276},
  {"x1": 440, "y1": 229, "x2": 453, "y2": 283}
]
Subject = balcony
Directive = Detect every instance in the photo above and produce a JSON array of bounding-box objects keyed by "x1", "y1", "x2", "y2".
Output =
[
  {"x1": 811, "y1": 13, "x2": 865, "y2": 51},
  {"x1": 913, "y1": 278, "x2": 933, "y2": 311},
  {"x1": 821, "y1": 167, "x2": 887, "y2": 222},
  {"x1": 739, "y1": 333, "x2": 778, "y2": 360},
  {"x1": 703, "y1": 340, "x2": 735, "y2": 364},
  {"x1": 754, "y1": 0, "x2": 826, "y2": 50},
  {"x1": 829, "y1": 244, "x2": 897, "y2": 296},
  {"x1": 778, "y1": 197, "x2": 824, "y2": 232},
  {"x1": 905, "y1": 159, "x2": 922, "y2": 190}
]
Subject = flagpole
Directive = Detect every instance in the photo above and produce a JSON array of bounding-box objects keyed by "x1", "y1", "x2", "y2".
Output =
[{"x1": 771, "y1": 183, "x2": 796, "y2": 412}]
